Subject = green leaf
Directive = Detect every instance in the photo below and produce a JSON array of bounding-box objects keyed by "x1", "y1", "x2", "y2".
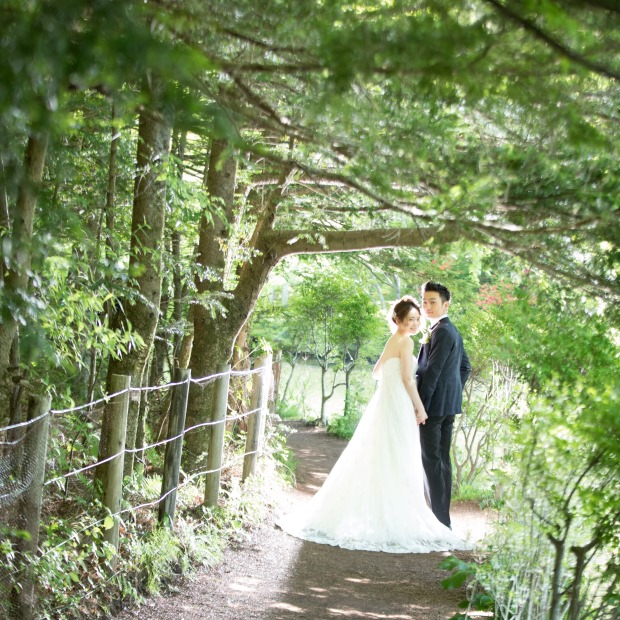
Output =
[{"x1": 441, "y1": 571, "x2": 469, "y2": 590}]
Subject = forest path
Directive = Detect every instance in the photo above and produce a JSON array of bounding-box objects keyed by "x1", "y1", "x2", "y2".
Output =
[{"x1": 118, "y1": 420, "x2": 492, "y2": 620}]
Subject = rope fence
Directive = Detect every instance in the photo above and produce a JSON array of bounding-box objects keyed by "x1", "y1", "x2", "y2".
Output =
[
  {"x1": 16, "y1": 447, "x2": 260, "y2": 570},
  {"x1": 0, "y1": 353, "x2": 275, "y2": 620},
  {"x1": 41, "y1": 405, "x2": 264, "y2": 488},
  {"x1": 0, "y1": 366, "x2": 265, "y2": 433}
]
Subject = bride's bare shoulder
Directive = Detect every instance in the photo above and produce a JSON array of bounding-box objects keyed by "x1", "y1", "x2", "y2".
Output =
[{"x1": 397, "y1": 335, "x2": 414, "y2": 354}]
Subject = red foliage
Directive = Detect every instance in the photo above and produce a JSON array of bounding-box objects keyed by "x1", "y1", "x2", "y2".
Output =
[{"x1": 477, "y1": 282, "x2": 516, "y2": 307}]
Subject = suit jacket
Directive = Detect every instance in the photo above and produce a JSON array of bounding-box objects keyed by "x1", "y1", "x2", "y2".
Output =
[{"x1": 417, "y1": 317, "x2": 471, "y2": 417}]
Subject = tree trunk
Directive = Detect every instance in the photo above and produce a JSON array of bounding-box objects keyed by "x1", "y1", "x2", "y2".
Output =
[
  {"x1": 549, "y1": 534, "x2": 567, "y2": 620},
  {"x1": 144, "y1": 317, "x2": 169, "y2": 444},
  {"x1": 104, "y1": 102, "x2": 119, "y2": 257},
  {"x1": 229, "y1": 322, "x2": 251, "y2": 431},
  {"x1": 184, "y1": 317, "x2": 240, "y2": 467},
  {"x1": 280, "y1": 345, "x2": 301, "y2": 403},
  {"x1": 171, "y1": 229, "x2": 184, "y2": 365},
  {"x1": 280, "y1": 358, "x2": 297, "y2": 403},
  {"x1": 135, "y1": 356, "x2": 151, "y2": 473},
  {"x1": 101, "y1": 79, "x2": 171, "y2": 476},
  {"x1": 344, "y1": 367, "x2": 352, "y2": 416},
  {"x1": 183, "y1": 140, "x2": 238, "y2": 466},
  {"x1": 271, "y1": 349, "x2": 282, "y2": 414},
  {"x1": 568, "y1": 540, "x2": 597, "y2": 620},
  {"x1": 320, "y1": 363, "x2": 328, "y2": 425},
  {"x1": 183, "y1": 139, "x2": 289, "y2": 468},
  {"x1": 0, "y1": 133, "x2": 48, "y2": 420},
  {"x1": 177, "y1": 303, "x2": 194, "y2": 369},
  {"x1": 170, "y1": 129, "x2": 187, "y2": 367}
]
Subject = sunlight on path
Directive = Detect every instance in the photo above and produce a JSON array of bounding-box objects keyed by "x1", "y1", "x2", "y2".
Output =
[
  {"x1": 117, "y1": 420, "x2": 495, "y2": 620},
  {"x1": 451, "y1": 502, "x2": 494, "y2": 545}
]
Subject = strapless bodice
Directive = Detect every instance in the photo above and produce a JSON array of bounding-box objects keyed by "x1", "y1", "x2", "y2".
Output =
[{"x1": 381, "y1": 357, "x2": 417, "y2": 380}]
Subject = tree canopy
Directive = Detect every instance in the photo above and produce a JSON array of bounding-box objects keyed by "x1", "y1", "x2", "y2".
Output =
[{"x1": 1, "y1": 0, "x2": 618, "y2": 453}]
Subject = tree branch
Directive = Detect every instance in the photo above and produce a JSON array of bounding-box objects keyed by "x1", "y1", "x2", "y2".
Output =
[
  {"x1": 484, "y1": 0, "x2": 620, "y2": 82},
  {"x1": 242, "y1": 142, "x2": 609, "y2": 240},
  {"x1": 263, "y1": 224, "x2": 461, "y2": 260},
  {"x1": 217, "y1": 27, "x2": 309, "y2": 55},
  {"x1": 469, "y1": 228, "x2": 620, "y2": 297},
  {"x1": 220, "y1": 61, "x2": 324, "y2": 74},
  {"x1": 221, "y1": 75, "x2": 317, "y2": 145}
]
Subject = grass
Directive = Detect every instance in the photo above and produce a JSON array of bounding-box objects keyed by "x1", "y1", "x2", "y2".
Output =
[{"x1": 453, "y1": 481, "x2": 497, "y2": 508}]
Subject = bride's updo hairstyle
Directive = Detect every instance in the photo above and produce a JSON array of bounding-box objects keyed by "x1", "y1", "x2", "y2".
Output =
[{"x1": 387, "y1": 296, "x2": 421, "y2": 334}]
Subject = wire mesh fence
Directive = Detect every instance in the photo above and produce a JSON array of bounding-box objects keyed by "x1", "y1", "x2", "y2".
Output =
[{"x1": 0, "y1": 353, "x2": 274, "y2": 620}]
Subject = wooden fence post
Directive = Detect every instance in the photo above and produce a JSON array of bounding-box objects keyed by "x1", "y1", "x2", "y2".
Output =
[
  {"x1": 204, "y1": 364, "x2": 230, "y2": 507},
  {"x1": 242, "y1": 352, "x2": 272, "y2": 482},
  {"x1": 158, "y1": 368, "x2": 190, "y2": 528},
  {"x1": 97, "y1": 374, "x2": 130, "y2": 556},
  {"x1": 271, "y1": 350, "x2": 282, "y2": 415},
  {"x1": 13, "y1": 394, "x2": 51, "y2": 620},
  {"x1": 259, "y1": 352, "x2": 273, "y2": 442}
]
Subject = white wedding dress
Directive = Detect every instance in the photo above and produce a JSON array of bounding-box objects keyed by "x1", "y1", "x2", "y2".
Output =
[{"x1": 277, "y1": 357, "x2": 470, "y2": 553}]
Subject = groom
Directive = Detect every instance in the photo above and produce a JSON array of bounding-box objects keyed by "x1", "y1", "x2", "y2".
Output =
[{"x1": 416, "y1": 281, "x2": 471, "y2": 529}]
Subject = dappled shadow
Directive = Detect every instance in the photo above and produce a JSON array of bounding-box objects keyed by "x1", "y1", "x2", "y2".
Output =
[
  {"x1": 264, "y1": 538, "x2": 463, "y2": 620},
  {"x1": 283, "y1": 420, "x2": 348, "y2": 494},
  {"x1": 114, "y1": 419, "x2": 488, "y2": 620},
  {"x1": 267, "y1": 421, "x2": 475, "y2": 620}
]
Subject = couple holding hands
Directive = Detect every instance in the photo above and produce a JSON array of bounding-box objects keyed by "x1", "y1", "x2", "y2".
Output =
[{"x1": 278, "y1": 281, "x2": 472, "y2": 553}]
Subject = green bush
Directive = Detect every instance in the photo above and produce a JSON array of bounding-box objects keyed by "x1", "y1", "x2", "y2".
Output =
[
  {"x1": 276, "y1": 399, "x2": 302, "y2": 420},
  {"x1": 458, "y1": 381, "x2": 620, "y2": 619},
  {"x1": 326, "y1": 409, "x2": 361, "y2": 440}
]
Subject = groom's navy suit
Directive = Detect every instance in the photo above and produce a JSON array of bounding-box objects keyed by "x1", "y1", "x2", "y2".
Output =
[{"x1": 417, "y1": 317, "x2": 471, "y2": 527}]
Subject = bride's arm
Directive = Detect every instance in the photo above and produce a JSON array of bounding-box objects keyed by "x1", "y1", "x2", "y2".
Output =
[{"x1": 400, "y1": 341, "x2": 428, "y2": 424}]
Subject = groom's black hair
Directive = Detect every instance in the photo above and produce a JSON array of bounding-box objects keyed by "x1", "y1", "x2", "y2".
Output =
[{"x1": 421, "y1": 281, "x2": 451, "y2": 304}]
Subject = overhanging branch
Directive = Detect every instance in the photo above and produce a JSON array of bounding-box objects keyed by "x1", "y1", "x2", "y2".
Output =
[
  {"x1": 468, "y1": 228, "x2": 620, "y2": 297},
  {"x1": 240, "y1": 143, "x2": 429, "y2": 219},
  {"x1": 263, "y1": 225, "x2": 462, "y2": 259},
  {"x1": 484, "y1": 0, "x2": 620, "y2": 82},
  {"x1": 217, "y1": 27, "x2": 308, "y2": 56}
]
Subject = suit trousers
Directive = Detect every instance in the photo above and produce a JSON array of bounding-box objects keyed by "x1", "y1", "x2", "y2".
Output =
[{"x1": 419, "y1": 415, "x2": 455, "y2": 528}]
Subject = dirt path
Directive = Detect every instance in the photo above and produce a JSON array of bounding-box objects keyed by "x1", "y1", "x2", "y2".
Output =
[{"x1": 118, "y1": 420, "x2": 492, "y2": 620}]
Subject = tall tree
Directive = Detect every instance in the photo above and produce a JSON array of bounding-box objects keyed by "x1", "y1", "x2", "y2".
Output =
[
  {"x1": 184, "y1": 138, "x2": 239, "y2": 464},
  {"x1": 0, "y1": 133, "x2": 48, "y2": 422},
  {"x1": 2, "y1": 0, "x2": 619, "y2": 464},
  {"x1": 99, "y1": 77, "x2": 172, "y2": 475}
]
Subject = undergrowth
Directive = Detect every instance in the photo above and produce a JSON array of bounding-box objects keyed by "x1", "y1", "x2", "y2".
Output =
[
  {"x1": 1, "y1": 425, "x2": 294, "y2": 620},
  {"x1": 326, "y1": 410, "x2": 360, "y2": 440},
  {"x1": 452, "y1": 481, "x2": 497, "y2": 508}
]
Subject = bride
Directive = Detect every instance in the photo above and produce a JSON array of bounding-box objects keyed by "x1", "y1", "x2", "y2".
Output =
[{"x1": 277, "y1": 296, "x2": 469, "y2": 553}]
